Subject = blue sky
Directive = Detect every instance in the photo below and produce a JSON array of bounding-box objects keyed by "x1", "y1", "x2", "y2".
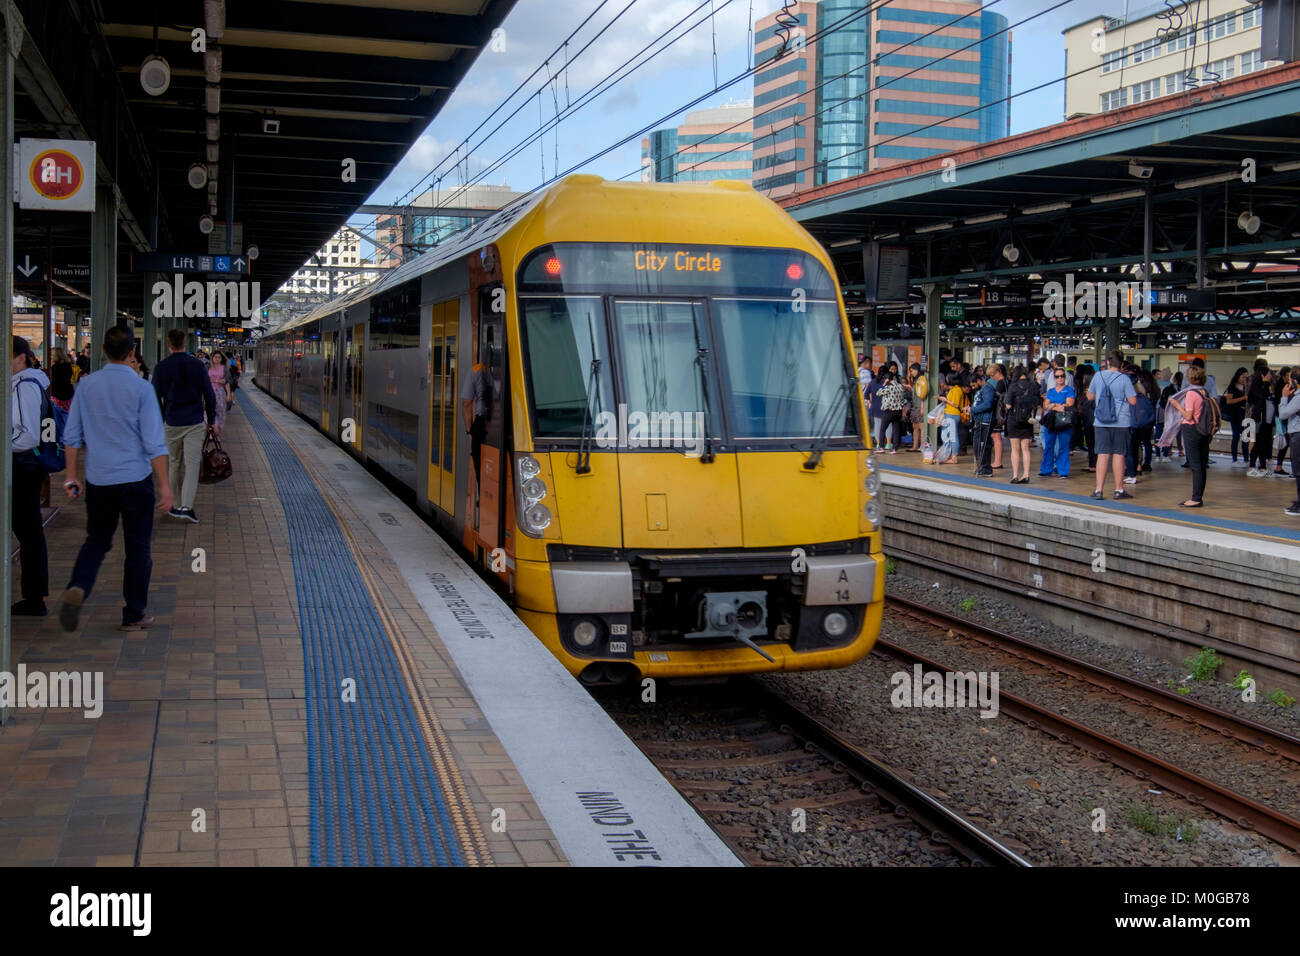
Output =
[{"x1": 346, "y1": 0, "x2": 1100, "y2": 250}]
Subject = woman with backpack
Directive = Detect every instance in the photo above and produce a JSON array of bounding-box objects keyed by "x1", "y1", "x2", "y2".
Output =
[
  {"x1": 1246, "y1": 360, "x2": 1275, "y2": 477},
  {"x1": 1168, "y1": 365, "x2": 1214, "y2": 507},
  {"x1": 1004, "y1": 365, "x2": 1038, "y2": 484},
  {"x1": 877, "y1": 371, "x2": 906, "y2": 453},
  {"x1": 1125, "y1": 368, "x2": 1158, "y2": 484}
]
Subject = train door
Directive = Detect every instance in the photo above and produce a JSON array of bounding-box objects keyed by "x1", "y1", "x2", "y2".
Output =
[
  {"x1": 468, "y1": 283, "x2": 505, "y2": 556},
  {"x1": 341, "y1": 321, "x2": 364, "y2": 452},
  {"x1": 322, "y1": 328, "x2": 337, "y2": 434},
  {"x1": 429, "y1": 300, "x2": 457, "y2": 514}
]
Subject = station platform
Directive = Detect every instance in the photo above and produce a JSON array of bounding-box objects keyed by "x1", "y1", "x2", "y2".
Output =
[
  {"x1": 0, "y1": 386, "x2": 738, "y2": 867},
  {"x1": 878, "y1": 449, "x2": 1300, "y2": 699}
]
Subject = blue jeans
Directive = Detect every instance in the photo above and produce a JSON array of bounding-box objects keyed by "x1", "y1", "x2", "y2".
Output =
[
  {"x1": 68, "y1": 475, "x2": 156, "y2": 625},
  {"x1": 1041, "y1": 427, "x2": 1073, "y2": 476},
  {"x1": 941, "y1": 415, "x2": 959, "y2": 458}
]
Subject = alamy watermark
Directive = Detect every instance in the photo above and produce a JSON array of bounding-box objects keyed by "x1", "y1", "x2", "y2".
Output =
[
  {"x1": 593, "y1": 403, "x2": 706, "y2": 458},
  {"x1": 1042, "y1": 274, "x2": 1152, "y2": 320},
  {"x1": 151, "y1": 274, "x2": 261, "y2": 320},
  {"x1": 0, "y1": 666, "x2": 102, "y2": 718},
  {"x1": 890, "y1": 664, "x2": 999, "y2": 718}
]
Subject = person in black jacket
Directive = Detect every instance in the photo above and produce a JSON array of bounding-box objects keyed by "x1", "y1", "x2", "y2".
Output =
[
  {"x1": 1245, "y1": 359, "x2": 1274, "y2": 476},
  {"x1": 152, "y1": 329, "x2": 215, "y2": 524}
]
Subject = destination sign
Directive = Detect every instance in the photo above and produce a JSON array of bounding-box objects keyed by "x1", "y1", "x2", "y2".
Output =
[{"x1": 519, "y1": 243, "x2": 836, "y2": 297}]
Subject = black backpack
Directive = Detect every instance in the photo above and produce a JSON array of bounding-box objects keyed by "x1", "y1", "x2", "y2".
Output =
[{"x1": 1010, "y1": 383, "x2": 1039, "y2": 426}]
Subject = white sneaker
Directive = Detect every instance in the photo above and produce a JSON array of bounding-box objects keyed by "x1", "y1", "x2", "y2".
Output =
[
  {"x1": 1247, "y1": 468, "x2": 1264, "y2": 477},
  {"x1": 1123, "y1": 476, "x2": 1137, "y2": 484}
]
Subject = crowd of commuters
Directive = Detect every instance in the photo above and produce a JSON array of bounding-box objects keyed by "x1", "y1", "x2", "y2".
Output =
[
  {"x1": 859, "y1": 348, "x2": 1297, "y2": 516},
  {"x1": 8, "y1": 329, "x2": 235, "y2": 625}
]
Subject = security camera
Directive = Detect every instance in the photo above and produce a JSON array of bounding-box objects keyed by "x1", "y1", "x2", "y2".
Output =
[
  {"x1": 1002, "y1": 244, "x2": 1020, "y2": 263},
  {"x1": 1128, "y1": 161, "x2": 1154, "y2": 179},
  {"x1": 1237, "y1": 211, "x2": 1261, "y2": 235},
  {"x1": 199, "y1": 214, "x2": 215, "y2": 235}
]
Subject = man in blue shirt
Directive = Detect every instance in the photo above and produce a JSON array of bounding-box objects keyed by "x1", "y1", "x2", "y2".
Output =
[
  {"x1": 1087, "y1": 350, "x2": 1139, "y2": 500},
  {"x1": 58, "y1": 327, "x2": 173, "y2": 631}
]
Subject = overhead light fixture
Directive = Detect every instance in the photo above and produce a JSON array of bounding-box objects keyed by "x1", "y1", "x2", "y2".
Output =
[
  {"x1": 205, "y1": 84, "x2": 221, "y2": 114},
  {"x1": 914, "y1": 221, "x2": 953, "y2": 234},
  {"x1": 187, "y1": 163, "x2": 209, "y2": 189},
  {"x1": 140, "y1": 53, "x2": 170, "y2": 96},
  {"x1": 1020, "y1": 200, "x2": 1072, "y2": 216},
  {"x1": 206, "y1": 142, "x2": 219, "y2": 163},
  {"x1": 206, "y1": 116, "x2": 220, "y2": 141},
  {"x1": 1090, "y1": 188, "x2": 1145, "y2": 204},
  {"x1": 1238, "y1": 211, "x2": 1261, "y2": 235},
  {"x1": 1273, "y1": 160, "x2": 1300, "y2": 173},
  {"x1": 204, "y1": 0, "x2": 226, "y2": 39},
  {"x1": 262, "y1": 117, "x2": 280, "y2": 134},
  {"x1": 1127, "y1": 161, "x2": 1154, "y2": 179},
  {"x1": 964, "y1": 212, "x2": 1007, "y2": 225},
  {"x1": 828, "y1": 237, "x2": 861, "y2": 248},
  {"x1": 1174, "y1": 170, "x2": 1240, "y2": 190},
  {"x1": 199, "y1": 214, "x2": 215, "y2": 235},
  {"x1": 1002, "y1": 243, "x2": 1021, "y2": 263}
]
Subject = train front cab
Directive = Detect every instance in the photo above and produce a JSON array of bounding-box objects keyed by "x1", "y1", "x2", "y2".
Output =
[{"x1": 468, "y1": 201, "x2": 883, "y2": 683}]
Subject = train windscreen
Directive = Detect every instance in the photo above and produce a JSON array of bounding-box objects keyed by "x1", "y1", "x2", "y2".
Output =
[{"x1": 517, "y1": 244, "x2": 857, "y2": 444}]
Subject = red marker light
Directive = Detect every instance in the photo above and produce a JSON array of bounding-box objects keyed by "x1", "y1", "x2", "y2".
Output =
[
  {"x1": 786, "y1": 263, "x2": 804, "y2": 280},
  {"x1": 545, "y1": 256, "x2": 563, "y2": 276}
]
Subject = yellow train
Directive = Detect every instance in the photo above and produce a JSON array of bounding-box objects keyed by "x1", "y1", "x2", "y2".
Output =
[{"x1": 258, "y1": 175, "x2": 884, "y2": 683}]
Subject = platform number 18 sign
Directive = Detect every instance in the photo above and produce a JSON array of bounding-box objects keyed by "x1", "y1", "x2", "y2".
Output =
[{"x1": 15, "y1": 138, "x2": 97, "y2": 212}]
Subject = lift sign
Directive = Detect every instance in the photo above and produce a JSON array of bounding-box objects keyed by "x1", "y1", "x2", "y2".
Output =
[{"x1": 17, "y1": 138, "x2": 96, "y2": 212}]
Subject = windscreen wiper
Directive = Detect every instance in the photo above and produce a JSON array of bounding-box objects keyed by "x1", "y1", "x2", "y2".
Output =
[
  {"x1": 575, "y1": 310, "x2": 602, "y2": 474},
  {"x1": 695, "y1": 346, "x2": 716, "y2": 463},
  {"x1": 802, "y1": 377, "x2": 855, "y2": 470}
]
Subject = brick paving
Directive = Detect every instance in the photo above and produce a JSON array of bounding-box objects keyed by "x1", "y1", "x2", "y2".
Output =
[{"x1": 0, "y1": 393, "x2": 562, "y2": 866}]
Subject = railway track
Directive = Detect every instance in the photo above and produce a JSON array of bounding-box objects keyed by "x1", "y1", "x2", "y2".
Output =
[
  {"x1": 599, "y1": 679, "x2": 1031, "y2": 867},
  {"x1": 883, "y1": 595, "x2": 1300, "y2": 853}
]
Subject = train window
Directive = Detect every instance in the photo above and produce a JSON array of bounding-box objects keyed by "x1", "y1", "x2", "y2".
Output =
[
  {"x1": 612, "y1": 299, "x2": 716, "y2": 442},
  {"x1": 369, "y1": 280, "x2": 420, "y2": 350},
  {"x1": 518, "y1": 296, "x2": 613, "y2": 437},
  {"x1": 713, "y1": 298, "x2": 855, "y2": 439}
]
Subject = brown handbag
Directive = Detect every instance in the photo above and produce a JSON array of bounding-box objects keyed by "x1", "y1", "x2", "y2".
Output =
[{"x1": 198, "y1": 426, "x2": 232, "y2": 484}]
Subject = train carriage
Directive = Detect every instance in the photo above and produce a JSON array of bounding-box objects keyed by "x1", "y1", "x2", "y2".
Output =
[{"x1": 258, "y1": 175, "x2": 884, "y2": 683}]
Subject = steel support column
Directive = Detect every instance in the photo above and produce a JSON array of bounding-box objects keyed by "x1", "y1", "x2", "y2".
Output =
[
  {"x1": 91, "y1": 185, "x2": 118, "y2": 367},
  {"x1": 923, "y1": 282, "x2": 947, "y2": 447},
  {"x1": 863, "y1": 306, "x2": 876, "y2": 362},
  {"x1": 0, "y1": 0, "x2": 20, "y2": 724}
]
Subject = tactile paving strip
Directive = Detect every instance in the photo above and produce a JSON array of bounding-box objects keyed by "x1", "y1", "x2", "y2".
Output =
[{"x1": 241, "y1": 397, "x2": 472, "y2": 866}]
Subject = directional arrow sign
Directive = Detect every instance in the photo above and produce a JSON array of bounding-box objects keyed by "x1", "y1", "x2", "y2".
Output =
[
  {"x1": 14, "y1": 254, "x2": 42, "y2": 282},
  {"x1": 130, "y1": 252, "x2": 251, "y2": 274}
]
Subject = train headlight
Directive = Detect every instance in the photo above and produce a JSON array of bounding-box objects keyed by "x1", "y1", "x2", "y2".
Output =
[
  {"x1": 865, "y1": 472, "x2": 881, "y2": 495},
  {"x1": 823, "y1": 610, "x2": 850, "y2": 638},
  {"x1": 572, "y1": 619, "x2": 600, "y2": 648},
  {"x1": 864, "y1": 498, "x2": 882, "y2": 528},
  {"x1": 516, "y1": 454, "x2": 554, "y2": 537},
  {"x1": 865, "y1": 453, "x2": 877, "y2": 475},
  {"x1": 524, "y1": 503, "x2": 552, "y2": 533}
]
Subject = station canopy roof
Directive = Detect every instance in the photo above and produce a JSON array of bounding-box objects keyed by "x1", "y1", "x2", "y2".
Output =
[
  {"x1": 782, "y1": 62, "x2": 1300, "y2": 344},
  {"x1": 9, "y1": 0, "x2": 517, "y2": 316}
]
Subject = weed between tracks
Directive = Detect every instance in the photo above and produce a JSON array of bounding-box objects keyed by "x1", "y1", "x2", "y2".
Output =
[{"x1": 1124, "y1": 802, "x2": 1203, "y2": 843}]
